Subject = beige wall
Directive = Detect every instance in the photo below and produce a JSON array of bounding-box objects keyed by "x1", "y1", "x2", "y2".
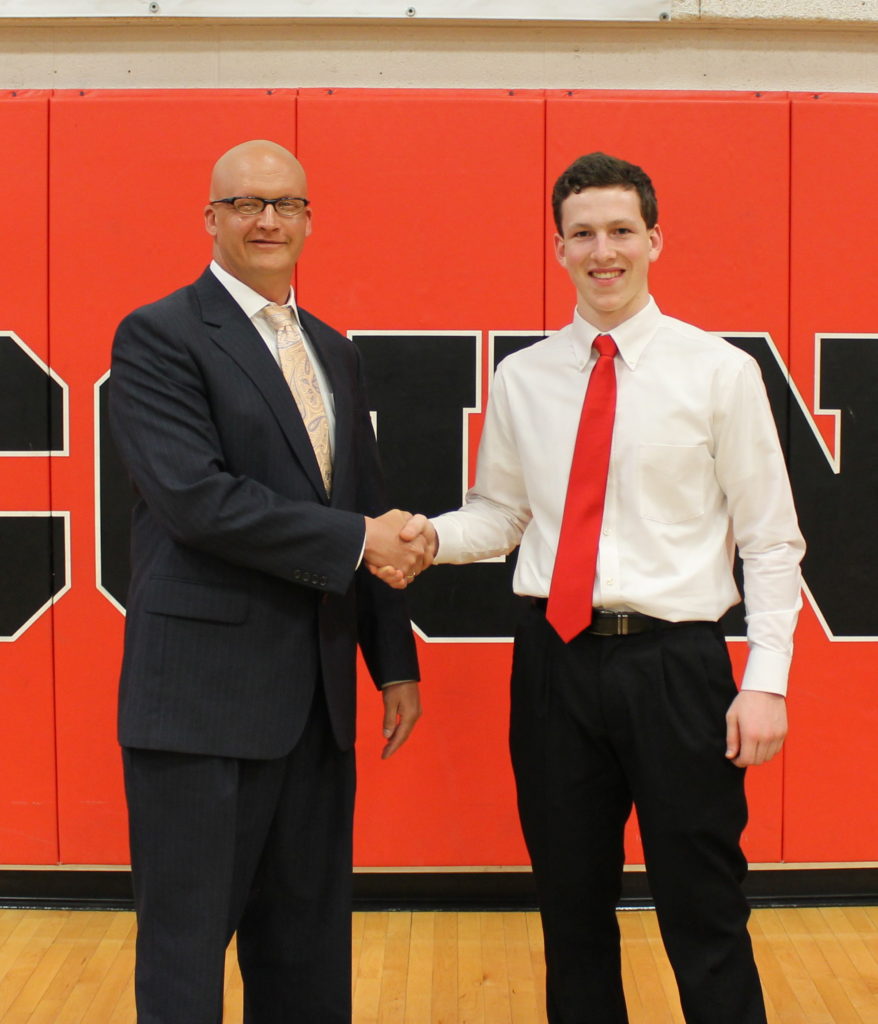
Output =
[
  {"x1": 686, "y1": 0, "x2": 878, "y2": 23},
  {"x1": 1, "y1": 2, "x2": 877, "y2": 91}
]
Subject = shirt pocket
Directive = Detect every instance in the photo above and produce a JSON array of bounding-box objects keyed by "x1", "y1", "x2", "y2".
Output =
[{"x1": 638, "y1": 443, "x2": 713, "y2": 524}]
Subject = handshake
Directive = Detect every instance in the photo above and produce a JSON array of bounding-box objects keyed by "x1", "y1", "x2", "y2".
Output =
[{"x1": 363, "y1": 509, "x2": 437, "y2": 589}]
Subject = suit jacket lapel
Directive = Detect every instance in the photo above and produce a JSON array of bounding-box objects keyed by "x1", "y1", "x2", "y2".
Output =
[{"x1": 192, "y1": 269, "x2": 329, "y2": 501}]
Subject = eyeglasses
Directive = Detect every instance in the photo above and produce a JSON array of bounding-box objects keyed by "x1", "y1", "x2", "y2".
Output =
[{"x1": 209, "y1": 195, "x2": 310, "y2": 218}]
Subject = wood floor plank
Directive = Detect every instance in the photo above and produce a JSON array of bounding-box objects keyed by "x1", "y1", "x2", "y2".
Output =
[
  {"x1": 829, "y1": 908, "x2": 878, "y2": 992},
  {"x1": 502, "y1": 911, "x2": 543, "y2": 1024},
  {"x1": 801, "y1": 908, "x2": 878, "y2": 1023},
  {"x1": 47, "y1": 912, "x2": 133, "y2": 1024},
  {"x1": 430, "y1": 911, "x2": 459, "y2": 1024},
  {"x1": 6, "y1": 911, "x2": 102, "y2": 1024},
  {"x1": 620, "y1": 913, "x2": 650, "y2": 1020},
  {"x1": 0, "y1": 904, "x2": 875, "y2": 1022},
  {"x1": 758, "y1": 907, "x2": 837, "y2": 1023},
  {"x1": 524, "y1": 910, "x2": 545, "y2": 1005},
  {"x1": 73, "y1": 914, "x2": 136, "y2": 1023},
  {"x1": 775, "y1": 906, "x2": 862, "y2": 1024},
  {"x1": 619, "y1": 916, "x2": 645, "y2": 1022},
  {"x1": 2, "y1": 913, "x2": 79, "y2": 1023},
  {"x1": 0, "y1": 913, "x2": 31, "y2": 963},
  {"x1": 750, "y1": 909, "x2": 811, "y2": 1024},
  {"x1": 19, "y1": 913, "x2": 97, "y2": 1024},
  {"x1": 0, "y1": 913, "x2": 68, "y2": 1018},
  {"x1": 479, "y1": 911, "x2": 512, "y2": 1024},
  {"x1": 402, "y1": 910, "x2": 433, "y2": 1024},
  {"x1": 377, "y1": 910, "x2": 411, "y2": 1023},
  {"x1": 620, "y1": 911, "x2": 675, "y2": 1022},
  {"x1": 456, "y1": 908, "x2": 485, "y2": 1023},
  {"x1": 353, "y1": 911, "x2": 388, "y2": 1024},
  {"x1": 352, "y1": 909, "x2": 367, "y2": 994},
  {"x1": 221, "y1": 937, "x2": 243, "y2": 1023},
  {"x1": 640, "y1": 910, "x2": 685, "y2": 1023}
]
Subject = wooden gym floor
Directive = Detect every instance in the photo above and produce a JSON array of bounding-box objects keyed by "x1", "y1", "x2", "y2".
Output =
[{"x1": 0, "y1": 905, "x2": 876, "y2": 1022}]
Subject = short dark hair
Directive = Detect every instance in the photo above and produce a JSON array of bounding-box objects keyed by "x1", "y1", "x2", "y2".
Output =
[{"x1": 551, "y1": 152, "x2": 658, "y2": 233}]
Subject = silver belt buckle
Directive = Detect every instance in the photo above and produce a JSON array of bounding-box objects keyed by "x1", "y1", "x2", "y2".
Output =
[{"x1": 617, "y1": 612, "x2": 629, "y2": 636}]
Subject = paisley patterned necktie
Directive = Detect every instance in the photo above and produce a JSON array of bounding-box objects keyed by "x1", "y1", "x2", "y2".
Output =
[{"x1": 263, "y1": 303, "x2": 332, "y2": 495}]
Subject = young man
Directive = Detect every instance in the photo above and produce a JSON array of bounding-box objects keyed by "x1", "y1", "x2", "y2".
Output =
[
  {"x1": 110, "y1": 139, "x2": 428, "y2": 1023},
  {"x1": 390, "y1": 153, "x2": 804, "y2": 1023}
]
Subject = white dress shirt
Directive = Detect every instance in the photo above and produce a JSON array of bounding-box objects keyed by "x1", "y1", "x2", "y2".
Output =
[
  {"x1": 433, "y1": 298, "x2": 805, "y2": 696},
  {"x1": 209, "y1": 260, "x2": 336, "y2": 453}
]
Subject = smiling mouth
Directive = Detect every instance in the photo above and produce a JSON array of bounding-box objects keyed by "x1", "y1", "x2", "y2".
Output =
[{"x1": 590, "y1": 270, "x2": 623, "y2": 280}]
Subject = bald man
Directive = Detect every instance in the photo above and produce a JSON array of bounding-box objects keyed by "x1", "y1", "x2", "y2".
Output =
[{"x1": 110, "y1": 140, "x2": 426, "y2": 1023}]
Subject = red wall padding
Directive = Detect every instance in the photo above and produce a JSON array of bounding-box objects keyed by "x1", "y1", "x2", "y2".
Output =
[
  {"x1": 0, "y1": 91, "x2": 57, "y2": 863},
  {"x1": 0, "y1": 88, "x2": 874, "y2": 867},
  {"x1": 297, "y1": 89, "x2": 545, "y2": 866},
  {"x1": 783, "y1": 93, "x2": 878, "y2": 862}
]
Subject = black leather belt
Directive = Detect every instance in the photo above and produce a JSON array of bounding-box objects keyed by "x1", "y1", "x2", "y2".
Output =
[
  {"x1": 530, "y1": 600, "x2": 700, "y2": 637},
  {"x1": 586, "y1": 609, "x2": 671, "y2": 636}
]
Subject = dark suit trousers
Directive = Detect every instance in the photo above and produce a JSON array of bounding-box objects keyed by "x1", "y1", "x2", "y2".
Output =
[
  {"x1": 122, "y1": 686, "x2": 355, "y2": 1024},
  {"x1": 509, "y1": 604, "x2": 766, "y2": 1024}
]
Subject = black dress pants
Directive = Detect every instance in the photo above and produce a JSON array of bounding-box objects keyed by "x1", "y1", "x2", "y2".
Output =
[
  {"x1": 509, "y1": 604, "x2": 766, "y2": 1024},
  {"x1": 122, "y1": 686, "x2": 356, "y2": 1024}
]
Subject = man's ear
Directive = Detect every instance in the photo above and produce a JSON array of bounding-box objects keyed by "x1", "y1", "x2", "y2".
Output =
[
  {"x1": 648, "y1": 222, "x2": 663, "y2": 263},
  {"x1": 204, "y1": 204, "x2": 218, "y2": 238}
]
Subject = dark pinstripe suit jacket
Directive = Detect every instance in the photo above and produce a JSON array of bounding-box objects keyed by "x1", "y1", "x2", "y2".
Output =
[{"x1": 109, "y1": 268, "x2": 418, "y2": 759}]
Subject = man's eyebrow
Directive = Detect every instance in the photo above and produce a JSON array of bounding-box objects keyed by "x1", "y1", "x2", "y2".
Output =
[{"x1": 566, "y1": 218, "x2": 639, "y2": 231}]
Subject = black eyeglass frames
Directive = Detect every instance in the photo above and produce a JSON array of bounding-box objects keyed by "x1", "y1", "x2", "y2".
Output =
[{"x1": 209, "y1": 196, "x2": 310, "y2": 218}]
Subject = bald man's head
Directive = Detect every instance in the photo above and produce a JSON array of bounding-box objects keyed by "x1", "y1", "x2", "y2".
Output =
[
  {"x1": 209, "y1": 140, "x2": 307, "y2": 201},
  {"x1": 204, "y1": 140, "x2": 312, "y2": 304}
]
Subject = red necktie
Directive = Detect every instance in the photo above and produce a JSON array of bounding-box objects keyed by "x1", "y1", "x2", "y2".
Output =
[{"x1": 546, "y1": 334, "x2": 618, "y2": 642}]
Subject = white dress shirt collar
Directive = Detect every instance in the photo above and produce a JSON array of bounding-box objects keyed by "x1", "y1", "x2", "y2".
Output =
[
  {"x1": 209, "y1": 260, "x2": 304, "y2": 327},
  {"x1": 207, "y1": 259, "x2": 337, "y2": 444},
  {"x1": 570, "y1": 296, "x2": 662, "y2": 372}
]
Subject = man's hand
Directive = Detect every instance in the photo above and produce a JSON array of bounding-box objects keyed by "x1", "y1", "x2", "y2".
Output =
[
  {"x1": 364, "y1": 509, "x2": 430, "y2": 580},
  {"x1": 371, "y1": 514, "x2": 439, "y2": 589},
  {"x1": 725, "y1": 690, "x2": 787, "y2": 767},
  {"x1": 381, "y1": 681, "x2": 422, "y2": 759}
]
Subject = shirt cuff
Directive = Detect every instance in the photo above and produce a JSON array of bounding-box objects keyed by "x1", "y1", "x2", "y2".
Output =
[
  {"x1": 740, "y1": 645, "x2": 792, "y2": 696},
  {"x1": 380, "y1": 679, "x2": 417, "y2": 689},
  {"x1": 430, "y1": 516, "x2": 449, "y2": 563}
]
